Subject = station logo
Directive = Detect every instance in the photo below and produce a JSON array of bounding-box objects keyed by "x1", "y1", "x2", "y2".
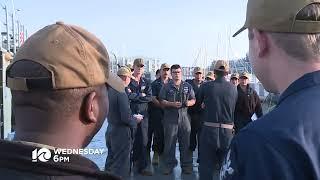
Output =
[{"x1": 32, "y1": 148, "x2": 52, "y2": 162}]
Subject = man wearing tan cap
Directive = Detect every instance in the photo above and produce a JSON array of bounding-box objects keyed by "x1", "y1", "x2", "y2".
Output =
[
  {"x1": 205, "y1": 71, "x2": 215, "y2": 81},
  {"x1": 105, "y1": 67, "x2": 142, "y2": 178},
  {"x1": 0, "y1": 22, "x2": 122, "y2": 179},
  {"x1": 186, "y1": 67, "x2": 204, "y2": 161},
  {"x1": 127, "y1": 58, "x2": 153, "y2": 175},
  {"x1": 221, "y1": 1, "x2": 320, "y2": 180},
  {"x1": 159, "y1": 64, "x2": 196, "y2": 175},
  {"x1": 118, "y1": 66, "x2": 132, "y2": 87},
  {"x1": 234, "y1": 72, "x2": 263, "y2": 134},
  {"x1": 197, "y1": 60, "x2": 237, "y2": 180},
  {"x1": 147, "y1": 63, "x2": 171, "y2": 166},
  {"x1": 230, "y1": 73, "x2": 239, "y2": 86}
]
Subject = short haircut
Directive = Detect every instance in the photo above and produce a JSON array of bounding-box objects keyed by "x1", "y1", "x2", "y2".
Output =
[
  {"x1": 170, "y1": 64, "x2": 181, "y2": 71},
  {"x1": 255, "y1": 3, "x2": 320, "y2": 61}
]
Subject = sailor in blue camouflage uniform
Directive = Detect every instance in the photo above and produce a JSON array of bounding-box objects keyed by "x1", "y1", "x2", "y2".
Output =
[
  {"x1": 105, "y1": 67, "x2": 142, "y2": 178},
  {"x1": 221, "y1": 0, "x2": 320, "y2": 179},
  {"x1": 185, "y1": 67, "x2": 204, "y2": 162},
  {"x1": 205, "y1": 71, "x2": 215, "y2": 82},
  {"x1": 147, "y1": 63, "x2": 171, "y2": 165},
  {"x1": 197, "y1": 60, "x2": 237, "y2": 180},
  {"x1": 127, "y1": 58, "x2": 153, "y2": 176},
  {"x1": 159, "y1": 64, "x2": 196, "y2": 175}
]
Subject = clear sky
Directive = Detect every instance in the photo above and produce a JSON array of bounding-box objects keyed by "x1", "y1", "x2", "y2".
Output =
[{"x1": 1, "y1": 0, "x2": 249, "y2": 66}]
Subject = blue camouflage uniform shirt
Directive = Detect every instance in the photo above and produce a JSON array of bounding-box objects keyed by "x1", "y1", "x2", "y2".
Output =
[
  {"x1": 127, "y1": 77, "x2": 152, "y2": 115},
  {"x1": 220, "y1": 71, "x2": 320, "y2": 180},
  {"x1": 159, "y1": 80, "x2": 195, "y2": 124},
  {"x1": 149, "y1": 78, "x2": 170, "y2": 115}
]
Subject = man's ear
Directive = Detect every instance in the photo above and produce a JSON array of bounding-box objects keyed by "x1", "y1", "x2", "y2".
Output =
[
  {"x1": 254, "y1": 30, "x2": 269, "y2": 58},
  {"x1": 83, "y1": 91, "x2": 98, "y2": 123}
]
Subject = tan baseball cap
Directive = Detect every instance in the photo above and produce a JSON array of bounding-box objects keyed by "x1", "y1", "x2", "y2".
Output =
[
  {"x1": 206, "y1": 71, "x2": 215, "y2": 79},
  {"x1": 240, "y1": 72, "x2": 250, "y2": 79},
  {"x1": 193, "y1": 67, "x2": 203, "y2": 74},
  {"x1": 133, "y1": 58, "x2": 144, "y2": 66},
  {"x1": 231, "y1": 73, "x2": 239, "y2": 79},
  {"x1": 233, "y1": 0, "x2": 320, "y2": 37},
  {"x1": 161, "y1": 63, "x2": 170, "y2": 70},
  {"x1": 6, "y1": 21, "x2": 125, "y2": 92},
  {"x1": 214, "y1": 60, "x2": 230, "y2": 73},
  {"x1": 117, "y1": 67, "x2": 132, "y2": 77}
]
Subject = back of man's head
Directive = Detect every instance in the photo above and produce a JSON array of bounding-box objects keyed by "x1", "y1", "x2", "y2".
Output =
[
  {"x1": 7, "y1": 22, "x2": 124, "y2": 148},
  {"x1": 236, "y1": 0, "x2": 320, "y2": 61},
  {"x1": 264, "y1": 3, "x2": 320, "y2": 61},
  {"x1": 235, "y1": 1, "x2": 320, "y2": 93},
  {"x1": 213, "y1": 60, "x2": 229, "y2": 77}
]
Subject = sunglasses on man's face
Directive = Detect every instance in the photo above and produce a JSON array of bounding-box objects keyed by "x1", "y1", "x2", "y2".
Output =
[{"x1": 137, "y1": 64, "x2": 144, "y2": 68}]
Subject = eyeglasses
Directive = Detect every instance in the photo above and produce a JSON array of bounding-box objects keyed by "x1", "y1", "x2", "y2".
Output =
[
  {"x1": 136, "y1": 64, "x2": 144, "y2": 68},
  {"x1": 162, "y1": 68, "x2": 170, "y2": 71}
]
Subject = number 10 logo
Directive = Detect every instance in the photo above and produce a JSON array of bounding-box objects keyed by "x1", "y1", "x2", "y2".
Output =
[{"x1": 32, "y1": 148, "x2": 52, "y2": 162}]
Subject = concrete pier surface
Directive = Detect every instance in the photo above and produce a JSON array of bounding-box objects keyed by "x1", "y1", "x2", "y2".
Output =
[{"x1": 86, "y1": 120, "x2": 220, "y2": 180}]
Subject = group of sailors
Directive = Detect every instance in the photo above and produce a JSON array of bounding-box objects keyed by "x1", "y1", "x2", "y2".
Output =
[
  {"x1": 105, "y1": 58, "x2": 263, "y2": 179},
  {"x1": 2, "y1": 0, "x2": 320, "y2": 179}
]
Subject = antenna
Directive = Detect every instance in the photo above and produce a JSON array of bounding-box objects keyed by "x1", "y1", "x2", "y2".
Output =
[
  {"x1": 216, "y1": 33, "x2": 221, "y2": 59},
  {"x1": 192, "y1": 48, "x2": 201, "y2": 67}
]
